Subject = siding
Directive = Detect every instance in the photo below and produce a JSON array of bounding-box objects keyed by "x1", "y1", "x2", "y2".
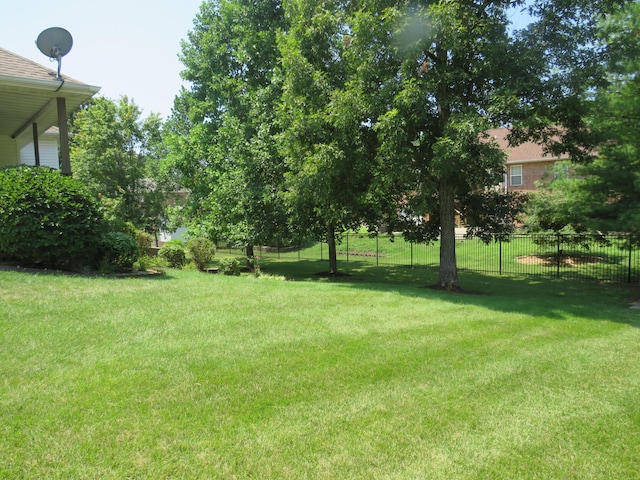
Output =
[
  {"x1": 19, "y1": 138, "x2": 59, "y2": 169},
  {"x1": 0, "y1": 136, "x2": 18, "y2": 166}
]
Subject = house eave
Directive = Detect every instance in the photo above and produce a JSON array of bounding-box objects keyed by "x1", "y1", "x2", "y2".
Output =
[
  {"x1": 506, "y1": 156, "x2": 565, "y2": 165},
  {"x1": 0, "y1": 74, "x2": 101, "y2": 145},
  {"x1": 0, "y1": 74, "x2": 100, "y2": 96}
]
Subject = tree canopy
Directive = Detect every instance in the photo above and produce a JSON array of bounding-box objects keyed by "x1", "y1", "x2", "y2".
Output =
[
  {"x1": 277, "y1": 0, "x2": 400, "y2": 274},
  {"x1": 169, "y1": 0, "x2": 630, "y2": 287},
  {"x1": 525, "y1": 1, "x2": 640, "y2": 240},
  {"x1": 164, "y1": 0, "x2": 290, "y2": 255},
  {"x1": 70, "y1": 96, "x2": 167, "y2": 232}
]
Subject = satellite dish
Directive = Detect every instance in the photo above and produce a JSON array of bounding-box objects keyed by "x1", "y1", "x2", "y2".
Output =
[{"x1": 36, "y1": 27, "x2": 73, "y2": 79}]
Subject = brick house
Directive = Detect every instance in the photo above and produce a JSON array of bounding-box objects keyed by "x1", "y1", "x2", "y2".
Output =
[{"x1": 488, "y1": 127, "x2": 569, "y2": 192}]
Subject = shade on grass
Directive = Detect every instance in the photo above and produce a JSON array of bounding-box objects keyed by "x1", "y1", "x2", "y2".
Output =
[{"x1": 1, "y1": 266, "x2": 639, "y2": 479}]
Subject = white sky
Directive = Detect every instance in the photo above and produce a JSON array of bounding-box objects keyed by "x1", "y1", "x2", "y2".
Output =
[{"x1": 1, "y1": 0, "x2": 204, "y2": 119}]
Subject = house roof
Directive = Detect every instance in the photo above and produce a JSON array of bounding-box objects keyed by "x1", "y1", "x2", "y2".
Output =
[
  {"x1": 0, "y1": 47, "x2": 100, "y2": 145},
  {"x1": 488, "y1": 127, "x2": 569, "y2": 164}
]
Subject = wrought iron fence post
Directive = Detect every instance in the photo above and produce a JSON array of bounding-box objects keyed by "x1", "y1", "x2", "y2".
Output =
[
  {"x1": 499, "y1": 237, "x2": 503, "y2": 275},
  {"x1": 556, "y1": 233, "x2": 561, "y2": 279},
  {"x1": 629, "y1": 237, "x2": 633, "y2": 284},
  {"x1": 411, "y1": 241, "x2": 413, "y2": 268},
  {"x1": 376, "y1": 235, "x2": 379, "y2": 266},
  {"x1": 346, "y1": 232, "x2": 349, "y2": 264}
]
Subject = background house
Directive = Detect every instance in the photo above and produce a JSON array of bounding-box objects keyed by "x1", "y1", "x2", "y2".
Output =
[
  {"x1": 488, "y1": 127, "x2": 569, "y2": 192},
  {"x1": 0, "y1": 47, "x2": 100, "y2": 173}
]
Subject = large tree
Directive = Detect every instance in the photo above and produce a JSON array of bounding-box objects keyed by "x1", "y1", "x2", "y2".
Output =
[
  {"x1": 525, "y1": 1, "x2": 640, "y2": 239},
  {"x1": 165, "y1": 0, "x2": 290, "y2": 254},
  {"x1": 70, "y1": 96, "x2": 167, "y2": 231},
  {"x1": 357, "y1": 0, "x2": 624, "y2": 290},
  {"x1": 278, "y1": 0, "x2": 399, "y2": 274},
  {"x1": 582, "y1": 1, "x2": 640, "y2": 238}
]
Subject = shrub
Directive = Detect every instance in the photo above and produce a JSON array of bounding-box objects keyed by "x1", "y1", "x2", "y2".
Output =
[
  {"x1": 158, "y1": 243, "x2": 186, "y2": 268},
  {"x1": 0, "y1": 166, "x2": 103, "y2": 270},
  {"x1": 248, "y1": 256, "x2": 261, "y2": 277},
  {"x1": 187, "y1": 237, "x2": 216, "y2": 271},
  {"x1": 120, "y1": 221, "x2": 138, "y2": 240},
  {"x1": 99, "y1": 232, "x2": 140, "y2": 271},
  {"x1": 120, "y1": 222, "x2": 153, "y2": 251},
  {"x1": 219, "y1": 256, "x2": 241, "y2": 276},
  {"x1": 134, "y1": 255, "x2": 166, "y2": 272},
  {"x1": 182, "y1": 261, "x2": 198, "y2": 271},
  {"x1": 134, "y1": 229, "x2": 154, "y2": 250}
]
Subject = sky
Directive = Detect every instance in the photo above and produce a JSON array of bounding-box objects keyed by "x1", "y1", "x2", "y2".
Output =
[
  {"x1": 1, "y1": 1, "x2": 534, "y2": 121},
  {"x1": 1, "y1": 0, "x2": 204, "y2": 119}
]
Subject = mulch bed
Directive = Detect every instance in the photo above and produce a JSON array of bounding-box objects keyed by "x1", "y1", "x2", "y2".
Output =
[{"x1": 517, "y1": 254, "x2": 603, "y2": 267}]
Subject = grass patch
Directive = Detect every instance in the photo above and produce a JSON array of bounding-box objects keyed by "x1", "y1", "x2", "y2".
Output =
[
  {"x1": 246, "y1": 232, "x2": 639, "y2": 283},
  {"x1": 1, "y1": 266, "x2": 639, "y2": 478}
]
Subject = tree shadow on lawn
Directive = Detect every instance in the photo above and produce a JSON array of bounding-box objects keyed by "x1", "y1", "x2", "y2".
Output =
[{"x1": 260, "y1": 259, "x2": 640, "y2": 327}]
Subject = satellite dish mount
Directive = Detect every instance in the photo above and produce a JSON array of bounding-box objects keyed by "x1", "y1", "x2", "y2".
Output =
[{"x1": 36, "y1": 27, "x2": 73, "y2": 79}]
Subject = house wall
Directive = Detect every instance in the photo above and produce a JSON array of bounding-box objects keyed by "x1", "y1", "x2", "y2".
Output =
[
  {"x1": 0, "y1": 135, "x2": 18, "y2": 167},
  {"x1": 20, "y1": 139, "x2": 59, "y2": 169},
  {"x1": 507, "y1": 160, "x2": 557, "y2": 192}
]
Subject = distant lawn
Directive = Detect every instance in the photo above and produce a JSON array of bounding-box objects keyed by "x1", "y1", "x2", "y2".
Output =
[
  {"x1": 1, "y1": 264, "x2": 639, "y2": 479},
  {"x1": 245, "y1": 232, "x2": 639, "y2": 282}
]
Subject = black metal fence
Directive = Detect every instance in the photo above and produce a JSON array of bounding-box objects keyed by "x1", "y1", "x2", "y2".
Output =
[{"x1": 219, "y1": 232, "x2": 640, "y2": 283}]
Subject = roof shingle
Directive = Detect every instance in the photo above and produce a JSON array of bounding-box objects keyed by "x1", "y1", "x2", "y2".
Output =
[{"x1": 0, "y1": 47, "x2": 86, "y2": 86}]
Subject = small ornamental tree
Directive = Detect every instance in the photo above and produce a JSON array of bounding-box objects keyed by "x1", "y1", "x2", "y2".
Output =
[
  {"x1": 187, "y1": 237, "x2": 216, "y2": 271},
  {"x1": 0, "y1": 166, "x2": 103, "y2": 270}
]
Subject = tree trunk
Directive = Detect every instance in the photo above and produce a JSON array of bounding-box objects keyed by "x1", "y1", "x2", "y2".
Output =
[
  {"x1": 246, "y1": 244, "x2": 255, "y2": 270},
  {"x1": 438, "y1": 180, "x2": 460, "y2": 290},
  {"x1": 327, "y1": 224, "x2": 338, "y2": 275}
]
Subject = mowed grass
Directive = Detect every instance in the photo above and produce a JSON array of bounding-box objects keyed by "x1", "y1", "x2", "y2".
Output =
[
  {"x1": 1, "y1": 264, "x2": 639, "y2": 479},
  {"x1": 249, "y1": 232, "x2": 639, "y2": 282}
]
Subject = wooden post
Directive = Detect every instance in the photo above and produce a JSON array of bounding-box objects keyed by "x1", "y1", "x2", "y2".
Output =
[
  {"x1": 57, "y1": 97, "x2": 71, "y2": 175},
  {"x1": 32, "y1": 123, "x2": 40, "y2": 167}
]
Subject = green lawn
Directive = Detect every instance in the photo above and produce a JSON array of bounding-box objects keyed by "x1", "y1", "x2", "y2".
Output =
[{"x1": 1, "y1": 264, "x2": 639, "y2": 479}]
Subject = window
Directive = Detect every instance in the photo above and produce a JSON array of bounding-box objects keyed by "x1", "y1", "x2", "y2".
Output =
[
  {"x1": 553, "y1": 162, "x2": 571, "y2": 180},
  {"x1": 510, "y1": 165, "x2": 522, "y2": 186}
]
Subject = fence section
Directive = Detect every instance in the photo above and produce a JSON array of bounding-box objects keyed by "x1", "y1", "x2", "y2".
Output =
[{"x1": 219, "y1": 232, "x2": 640, "y2": 283}]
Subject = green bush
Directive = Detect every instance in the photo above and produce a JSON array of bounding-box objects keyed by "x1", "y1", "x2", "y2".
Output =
[
  {"x1": 219, "y1": 256, "x2": 241, "y2": 276},
  {"x1": 134, "y1": 229, "x2": 154, "y2": 250},
  {"x1": 0, "y1": 166, "x2": 103, "y2": 270},
  {"x1": 158, "y1": 243, "x2": 186, "y2": 268},
  {"x1": 119, "y1": 222, "x2": 153, "y2": 251},
  {"x1": 134, "y1": 255, "x2": 166, "y2": 272},
  {"x1": 100, "y1": 232, "x2": 140, "y2": 271},
  {"x1": 248, "y1": 256, "x2": 261, "y2": 277},
  {"x1": 187, "y1": 237, "x2": 216, "y2": 271}
]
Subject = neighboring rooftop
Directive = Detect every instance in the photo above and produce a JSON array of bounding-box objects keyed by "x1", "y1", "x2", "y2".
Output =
[{"x1": 488, "y1": 127, "x2": 569, "y2": 163}]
